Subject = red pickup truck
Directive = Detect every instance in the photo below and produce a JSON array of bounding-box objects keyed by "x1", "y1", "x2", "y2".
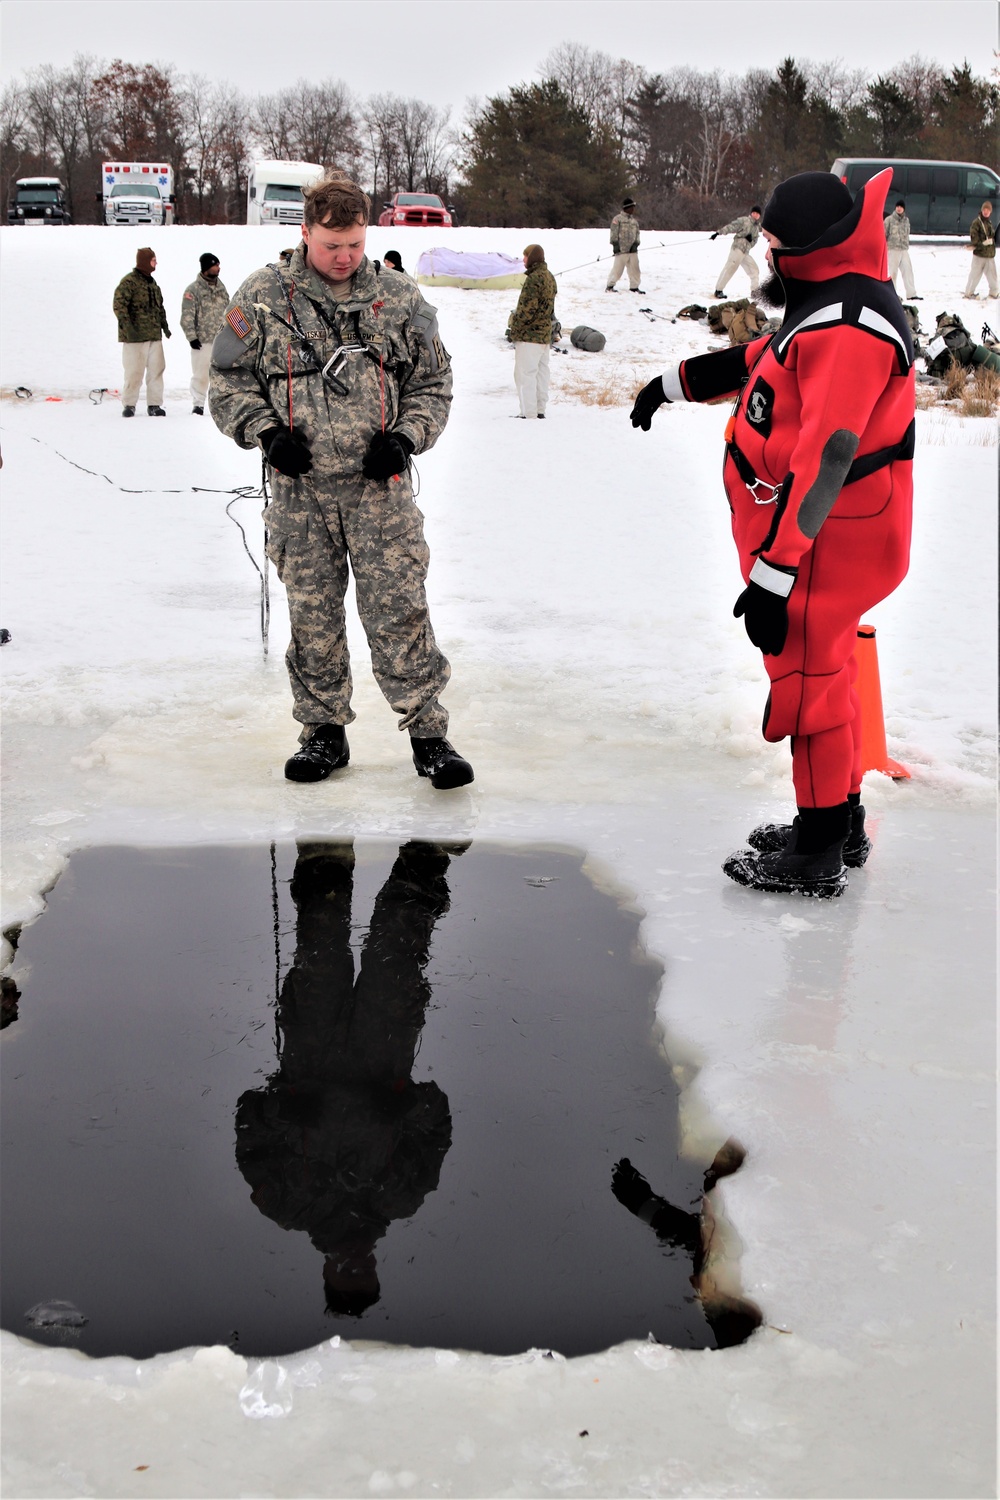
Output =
[{"x1": 377, "y1": 192, "x2": 455, "y2": 228}]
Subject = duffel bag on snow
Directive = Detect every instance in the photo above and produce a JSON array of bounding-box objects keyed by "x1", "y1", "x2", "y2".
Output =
[{"x1": 571, "y1": 325, "x2": 606, "y2": 351}]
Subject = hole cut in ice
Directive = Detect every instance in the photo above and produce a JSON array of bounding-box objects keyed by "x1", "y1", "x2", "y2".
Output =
[{"x1": 1, "y1": 841, "x2": 759, "y2": 1360}]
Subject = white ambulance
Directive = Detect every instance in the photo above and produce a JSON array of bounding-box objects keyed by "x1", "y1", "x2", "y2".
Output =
[{"x1": 102, "y1": 163, "x2": 175, "y2": 226}]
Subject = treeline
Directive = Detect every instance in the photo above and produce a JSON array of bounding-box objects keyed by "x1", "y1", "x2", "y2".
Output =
[
  {"x1": 1, "y1": 47, "x2": 996, "y2": 228},
  {"x1": 462, "y1": 45, "x2": 999, "y2": 227},
  {"x1": 0, "y1": 57, "x2": 456, "y2": 224}
]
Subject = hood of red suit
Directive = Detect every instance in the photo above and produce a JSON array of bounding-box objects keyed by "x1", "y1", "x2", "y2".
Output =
[{"x1": 772, "y1": 168, "x2": 892, "y2": 284}]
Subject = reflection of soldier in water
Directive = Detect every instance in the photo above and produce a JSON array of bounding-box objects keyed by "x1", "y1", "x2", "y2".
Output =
[
  {"x1": 612, "y1": 1149, "x2": 761, "y2": 1349},
  {"x1": 236, "y1": 841, "x2": 454, "y2": 1316}
]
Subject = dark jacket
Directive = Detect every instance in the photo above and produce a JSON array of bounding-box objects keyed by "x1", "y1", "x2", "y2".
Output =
[
  {"x1": 969, "y1": 214, "x2": 996, "y2": 259},
  {"x1": 113, "y1": 269, "x2": 170, "y2": 343}
]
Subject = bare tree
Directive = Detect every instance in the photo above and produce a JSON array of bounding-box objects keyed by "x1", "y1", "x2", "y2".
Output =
[
  {"x1": 540, "y1": 42, "x2": 644, "y2": 157},
  {"x1": 251, "y1": 78, "x2": 359, "y2": 175},
  {"x1": 803, "y1": 58, "x2": 870, "y2": 114},
  {"x1": 0, "y1": 81, "x2": 31, "y2": 209},
  {"x1": 361, "y1": 93, "x2": 456, "y2": 201}
]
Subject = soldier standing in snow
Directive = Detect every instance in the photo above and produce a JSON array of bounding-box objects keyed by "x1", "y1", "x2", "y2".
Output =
[
  {"x1": 510, "y1": 244, "x2": 557, "y2": 419},
  {"x1": 210, "y1": 175, "x2": 472, "y2": 789},
  {"x1": 964, "y1": 201, "x2": 998, "y2": 299},
  {"x1": 605, "y1": 197, "x2": 642, "y2": 292},
  {"x1": 112, "y1": 247, "x2": 170, "y2": 417},
  {"x1": 630, "y1": 169, "x2": 915, "y2": 897},
  {"x1": 884, "y1": 201, "x2": 919, "y2": 300},
  {"x1": 710, "y1": 208, "x2": 762, "y2": 298},
  {"x1": 180, "y1": 253, "x2": 229, "y2": 414}
]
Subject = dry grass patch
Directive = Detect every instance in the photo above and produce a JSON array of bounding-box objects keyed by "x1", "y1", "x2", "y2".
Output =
[
  {"x1": 915, "y1": 362, "x2": 1000, "y2": 418},
  {"x1": 554, "y1": 358, "x2": 665, "y2": 408},
  {"x1": 557, "y1": 361, "x2": 654, "y2": 408}
]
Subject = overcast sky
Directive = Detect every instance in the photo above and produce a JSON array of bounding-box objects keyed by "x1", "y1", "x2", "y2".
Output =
[{"x1": 1, "y1": 0, "x2": 997, "y2": 109}]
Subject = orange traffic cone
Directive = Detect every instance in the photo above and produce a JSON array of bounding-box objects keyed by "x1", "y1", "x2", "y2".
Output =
[{"x1": 856, "y1": 624, "x2": 910, "y2": 780}]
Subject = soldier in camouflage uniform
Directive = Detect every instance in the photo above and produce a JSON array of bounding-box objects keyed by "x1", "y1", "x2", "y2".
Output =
[
  {"x1": 180, "y1": 253, "x2": 229, "y2": 414},
  {"x1": 112, "y1": 246, "x2": 170, "y2": 416},
  {"x1": 711, "y1": 208, "x2": 762, "y2": 297},
  {"x1": 509, "y1": 244, "x2": 557, "y2": 418},
  {"x1": 883, "y1": 202, "x2": 918, "y2": 300},
  {"x1": 210, "y1": 176, "x2": 472, "y2": 789},
  {"x1": 605, "y1": 198, "x2": 641, "y2": 291}
]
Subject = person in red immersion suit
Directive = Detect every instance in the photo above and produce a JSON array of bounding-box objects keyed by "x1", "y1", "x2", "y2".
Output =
[{"x1": 630, "y1": 168, "x2": 915, "y2": 897}]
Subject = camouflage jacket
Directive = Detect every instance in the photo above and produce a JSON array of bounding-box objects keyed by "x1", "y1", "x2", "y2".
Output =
[
  {"x1": 180, "y1": 273, "x2": 230, "y2": 343},
  {"x1": 508, "y1": 262, "x2": 557, "y2": 344},
  {"x1": 969, "y1": 215, "x2": 996, "y2": 258},
  {"x1": 610, "y1": 211, "x2": 640, "y2": 253},
  {"x1": 112, "y1": 269, "x2": 169, "y2": 343},
  {"x1": 209, "y1": 246, "x2": 452, "y2": 477},
  {"x1": 884, "y1": 212, "x2": 910, "y2": 250},
  {"x1": 719, "y1": 216, "x2": 760, "y2": 251}
]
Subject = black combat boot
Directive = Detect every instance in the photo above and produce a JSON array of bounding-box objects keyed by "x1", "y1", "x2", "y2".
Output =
[
  {"x1": 723, "y1": 802, "x2": 851, "y2": 898},
  {"x1": 411, "y1": 737, "x2": 474, "y2": 789},
  {"x1": 147, "y1": 406, "x2": 166, "y2": 416},
  {"x1": 747, "y1": 796, "x2": 872, "y2": 868},
  {"x1": 284, "y1": 725, "x2": 350, "y2": 783},
  {"x1": 122, "y1": 406, "x2": 135, "y2": 417}
]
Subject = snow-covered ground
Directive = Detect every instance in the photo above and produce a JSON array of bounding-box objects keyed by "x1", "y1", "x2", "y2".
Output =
[{"x1": 1, "y1": 224, "x2": 996, "y2": 1498}]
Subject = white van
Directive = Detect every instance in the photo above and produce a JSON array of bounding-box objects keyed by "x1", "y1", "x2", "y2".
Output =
[
  {"x1": 247, "y1": 161, "x2": 323, "y2": 227},
  {"x1": 103, "y1": 163, "x2": 174, "y2": 226}
]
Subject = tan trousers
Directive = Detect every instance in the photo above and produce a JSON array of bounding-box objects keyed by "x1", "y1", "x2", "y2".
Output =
[
  {"x1": 964, "y1": 256, "x2": 999, "y2": 297},
  {"x1": 888, "y1": 249, "x2": 917, "y2": 299},
  {"x1": 716, "y1": 246, "x2": 759, "y2": 294},
  {"x1": 606, "y1": 252, "x2": 641, "y2": 290},
  {"x1": 121, "y1": 341, "x2": 165, "y2": 408},
  {"x1": 190, "y1": 344, "x2": 213, "y2": 406},
  {"x1": 513, "y1": 342, "x2": 550, "y2": 417}
]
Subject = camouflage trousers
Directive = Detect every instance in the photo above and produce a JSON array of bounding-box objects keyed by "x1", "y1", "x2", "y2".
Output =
[{"x1": 264, "y1": 471, "x2": 450, "y2": 738}]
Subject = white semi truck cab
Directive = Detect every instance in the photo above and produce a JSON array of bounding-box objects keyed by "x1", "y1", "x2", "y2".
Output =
[
  {"x1": 103, "y1": 163, "x2": 175, "y2": 226},
  {"x1": 247, "y1": 161, "x2": 323, "y2": 227}
]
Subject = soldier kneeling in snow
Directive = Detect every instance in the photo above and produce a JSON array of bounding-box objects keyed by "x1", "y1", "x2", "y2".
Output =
[
  {"x1": 630, "y1": 169, "x2": 916, "y2": 897},
  {"x1": 210, "y1": 175, "x2": 472, "y2": 789}
]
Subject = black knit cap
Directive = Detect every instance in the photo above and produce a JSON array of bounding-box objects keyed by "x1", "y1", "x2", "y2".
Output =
[
  {"x1": 622, "y1": 196, "x2": 636, "y2": 208},
  {"x1": 761, "y1": 172, "x2": 853, "y2": 248},
  {"x1": 199, "y1": 252, "x2": 220, "y2": 272}
]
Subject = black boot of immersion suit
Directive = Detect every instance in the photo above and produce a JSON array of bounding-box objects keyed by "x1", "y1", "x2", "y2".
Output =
[
  {"x1": 723, "y1": 802, "x2": 851, "y2": 897},
  {"x1": 747, "y1": 794, "x2": 872, "y2": 868}
]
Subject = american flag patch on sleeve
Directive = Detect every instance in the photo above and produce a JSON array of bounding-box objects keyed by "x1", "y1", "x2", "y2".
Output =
[{"x1": 226, "y1": 306, "x2": 252, "y2": 339}]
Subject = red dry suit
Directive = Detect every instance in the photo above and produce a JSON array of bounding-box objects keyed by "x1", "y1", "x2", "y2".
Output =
[{"x1": 671, "y1": 168, "x2": 915, "y2": 807}]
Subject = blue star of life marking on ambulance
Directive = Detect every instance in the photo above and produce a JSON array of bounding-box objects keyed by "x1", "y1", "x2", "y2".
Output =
[{"x1": 226, "y1": 306, "x2": 252, "y2": 340}]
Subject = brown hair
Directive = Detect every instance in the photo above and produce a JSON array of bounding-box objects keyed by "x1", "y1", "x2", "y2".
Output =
[
  {"x1": 523, "y1": 243, "x2": 544, "y2": 267},
  {"x1": 303, "y1": 175, "x2": 371, "y2": 229}
]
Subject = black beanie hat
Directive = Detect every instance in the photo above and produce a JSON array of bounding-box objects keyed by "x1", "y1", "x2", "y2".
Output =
[
  {"x1": 200, "y1": 252, "x2": 220, "y2": 273},
  {"x1": 761, "y1": 172, "x2": 853, "y2": 248}
]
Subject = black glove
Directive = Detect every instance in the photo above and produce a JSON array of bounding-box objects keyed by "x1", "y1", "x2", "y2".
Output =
[
  {"x1": 361, "y1": 429, "x2": 414, "y2": 481},
  {"x1": 733, "y1": 579, "x2": 793, "y2": 655},
  {"x1": 263, "y1": 426, "x2": 312, "y2": 478},
  {"x1": 629, "y1": 375, "x2": 669, "y2": 431},
  {"x1": 710, "y1": 231, "x2": 719, "y2": 240},
  {"x1": 189, "y1": 339, "x2": 202, "y2": 350}
]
